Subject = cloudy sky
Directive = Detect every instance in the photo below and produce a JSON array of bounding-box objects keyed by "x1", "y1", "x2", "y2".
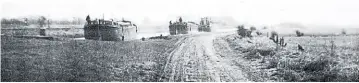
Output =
[{"x1": 1, "y1": 0, "x2": 359, "y2": 27}]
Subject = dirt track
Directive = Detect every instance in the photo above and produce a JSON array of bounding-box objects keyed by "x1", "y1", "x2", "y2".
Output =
[{"x1": 159, "y1": 32, "x2": 249, "y2": 82}]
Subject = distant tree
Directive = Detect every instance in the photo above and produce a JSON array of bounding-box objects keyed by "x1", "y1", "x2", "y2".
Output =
[
  {"x1": 179, "y1": 17, "x2": 183, "y2": 22},
  {"x1": 38, "y1": 16, "x2": 47, "y2": 27},
  {"x1": 295, "y1": 30, "x2": 304, "y2": 37},
  {"x1": 250, "y1": 26, "x2": 257, "y2": 31},
  {"x1": 1, "y1": 19, "x2": 9, "y2": 28},
  {"x1": 1, "y1": 18, "x2": 9, "y2": 24},
  {"x1": 237, "y1": 25, "x2": 244, "y2": 30},
  {"x1": 341, "y1": 29, "x2": 347, "y2": 35},
  {"x1": 26, "y1": 18, "x2": 38, "y2": 25},
  {"x1": 1, "y1": 18, "x2": 26, "y2": 25},
  {"x1": 263, "y1": 27, "x2": 268, "y2": 30},
  {"x1": 23, "y1": 18, "x2": 28, "y2": 25}
]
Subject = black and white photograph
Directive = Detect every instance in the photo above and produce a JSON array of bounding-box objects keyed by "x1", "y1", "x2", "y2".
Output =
[{"x1": 1, "y1": 0, "x2": 359, "y2": 82}]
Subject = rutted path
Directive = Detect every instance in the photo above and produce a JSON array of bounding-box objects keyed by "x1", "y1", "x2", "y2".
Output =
[{"x1": 159, "y1": 32, "x2": 249, "y2": 82}]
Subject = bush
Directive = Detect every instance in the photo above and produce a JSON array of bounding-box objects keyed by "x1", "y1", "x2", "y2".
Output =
[
  {"x1": 267, "y1": 56, "x2": 279, "y2": 69},
  {"x1": 302, "y1": 57, "x2": 334, "y2": 72},
  {"x1": 280, "y1": 70, "x2": 301, "y2": 82},
  {"x1": 236, "y1": 25, "x2": 252, "y2": 38},
  {"x1": 243, "y1": 49, "x2": 262, "y2": 60},
  {"x1": 250, "y1": 26, "x2": 257, "y2": 31},
  {"x1": 295, "y1": 30, "x2": 304, "y2": 37},
  {"x1": 269, "y1": 31, "x2": 278, "y2": 40},
  {"x1": 149, "y1": 35, "x2": 171, "y2": 40},
  {"x1": 237, "y1": 25, "x2": 246, "y2": 37},
  {"x1": 256, "y1": 31, "x2": 263, "y2": 36}
]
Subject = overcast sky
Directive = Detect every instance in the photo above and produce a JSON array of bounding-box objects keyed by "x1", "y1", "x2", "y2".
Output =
[{"x1": 1, "y1": 0, "x2": 359, "y2": 27}]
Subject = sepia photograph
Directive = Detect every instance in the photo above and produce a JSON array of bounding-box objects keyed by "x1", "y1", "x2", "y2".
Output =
[{"x1": 1, "y1": 0, "x2": 359, "y2": 82}]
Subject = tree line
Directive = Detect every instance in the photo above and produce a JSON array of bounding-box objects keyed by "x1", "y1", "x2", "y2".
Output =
[{"x1": 1, "y1": 16, "x2": 85, "y2": 28}]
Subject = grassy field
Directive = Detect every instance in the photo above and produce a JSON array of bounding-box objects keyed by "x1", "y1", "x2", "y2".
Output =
[
  {"x1": 1, "y1": 36, "x2": 182, "y2": 82},
  {"x1": 222, "y1": 34, "x2": 359, "y2": 82}
]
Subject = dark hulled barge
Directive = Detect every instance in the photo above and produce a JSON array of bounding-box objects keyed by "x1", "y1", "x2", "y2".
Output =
[
  {"x1": 198, "y1": 17, "x2": 211, "y2": 32},
  {"x1": 168, "y1": 17, "x2": 189, "y2": 35},
  {"x1": 84, "y1": 19, "x2": 138, "y2": 41}
]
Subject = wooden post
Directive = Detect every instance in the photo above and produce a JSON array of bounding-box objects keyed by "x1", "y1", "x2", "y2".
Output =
[{"x1": 97, "y1": 20, "x2": 102, "y2": 41}]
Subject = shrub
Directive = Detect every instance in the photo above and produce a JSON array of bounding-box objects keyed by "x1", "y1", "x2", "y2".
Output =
[
  {"x1": 256, "y1": 31, "x2": 263, "y2": 36},
  {"x1": 271, "y1": 51, "x2": 359, "y2": 82},
  {"x1": 270, "y1": 31, "x2": 278, "y2": 39},
  {"x1": 295, "y1": 30, "x2": 304, "y2": 37},
  {"x1": 236, "y1": 25, "x2": 253, "y2": 38},
  {"x1": 237, "y1": 25, "x2": 246, "y2": 37},
  {"x1": 302, "y1": 57, "x2": 335, "y2": 72},
  {"x1": 267, "y1": 56, "x2": 279, "y2": 68},
  {"x1": 250, "y1": 26, "x2": 257, "y2": 31},
  {"x1": 243, "y1": 50, "x2": 262, "y2": 60},
  {"x1": 280, "y1": 70, "x2": 301, "y2": 82}
]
